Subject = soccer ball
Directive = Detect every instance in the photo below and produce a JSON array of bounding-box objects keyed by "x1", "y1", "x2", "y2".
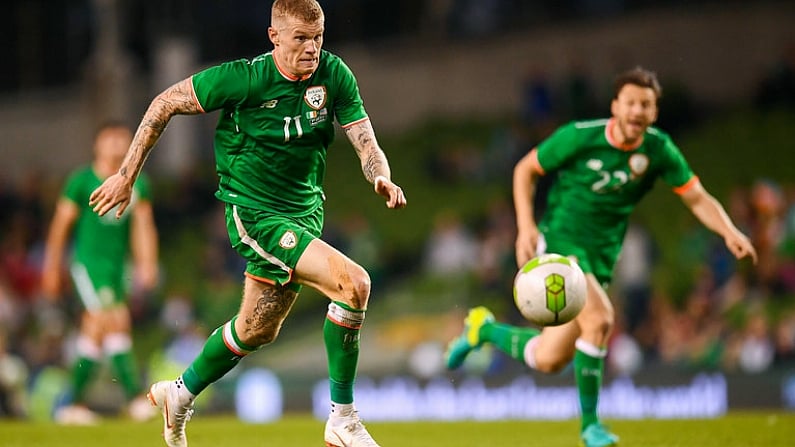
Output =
[{"x1": 513, "y1": 253, "x2": 587, "y2": 326}]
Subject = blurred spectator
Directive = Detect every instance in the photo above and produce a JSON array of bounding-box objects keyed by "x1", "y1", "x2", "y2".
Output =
[
  {"x1": 474, "y1": 197, "x2": 516, "y2": 294},
  {"x1": 481, "y1": 120, "x2": 530, "y2": 182},
  {"x1": 159, "y1": 295, "x2": 206, "y2": 366},
  {"x1": 425, "y1": 141, "x2": 483, "y2": 185},
  {"x1": 423, "y1": 209, "x2": 479, "y2": 277},
  {"x1": 0, "y1": 213, "x2": 41, "y2": 306},
  {"x1": 748, "y1": 179, "x2": 790, "y2": 295},
  {"x1": 736, "y1": 313, "x2": 775, "y2": 373},
  {"x1": 0, "y1": 328, "x2": 28, "y2": 418},
  {"x1": 774, "y1": 309, "x2": 795, "y2": 364},
  {"x1": 0, "y1": 280, "x2": 22, "y2": 338},
  {"x1": 613, "y1": 222, "x2": 656, "y2": 336},
  {"x1": 607, "y1": 331, "x2": 643, "y2": 376},
  {"x1": 202, "y1": 202, "x2": 246, "y2": 283},
  {"x1": 656, "y1": 289, "x2": 725, "y2": 370},
  {"x1": 519, "y1": 67, "x2": 556, "y2": 135},
  {"x1": 561, "y1": 57, "x2": 598, "y2": 120}
]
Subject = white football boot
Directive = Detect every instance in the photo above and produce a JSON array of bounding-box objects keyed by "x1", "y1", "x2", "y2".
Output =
[
  {"x1": 147, "y1": 380, "x2": 195, "y2": 447},
  {"x1": 324, "y1": 407, "x2": 380, "y2": 447}
]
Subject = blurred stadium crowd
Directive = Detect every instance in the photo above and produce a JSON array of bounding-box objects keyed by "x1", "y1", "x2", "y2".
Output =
[{"x1": 1, "y1": 0, "x2": 795, "y2": 419}]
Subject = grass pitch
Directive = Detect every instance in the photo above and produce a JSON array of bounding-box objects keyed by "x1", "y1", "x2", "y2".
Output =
[{"x1": 2, "y1": 411, "x2": 793, "y2": 447}]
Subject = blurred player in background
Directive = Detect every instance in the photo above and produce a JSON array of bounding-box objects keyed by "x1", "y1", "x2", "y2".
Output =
[
  {"x1": 88, "y1": 0, "x2": 406, "y2": 446},
  {"x1": 446, "y1": 67, "x2": 757, "y2": 447},
  {"x1": 41, "y1": 121, "x2": 159, "y2": 424}
]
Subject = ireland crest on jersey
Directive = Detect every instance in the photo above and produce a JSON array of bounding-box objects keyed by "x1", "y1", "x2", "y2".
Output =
[
  {"x1": 304, "y1": 86, "x2": 327, "y2": 110},
  {"x1": 279, "y1": 230, "x2": 297, "y2": 249},
  {"x1": 628, "y1": 153, "x2": 649, "y2": 178}
]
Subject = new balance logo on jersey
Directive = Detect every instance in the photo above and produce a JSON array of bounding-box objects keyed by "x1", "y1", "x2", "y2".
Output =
[{"x1": 260, "y1": 99, "x2": 279, "y2": 109}]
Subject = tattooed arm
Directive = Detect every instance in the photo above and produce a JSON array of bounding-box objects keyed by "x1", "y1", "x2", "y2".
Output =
[
  {"x1": 343, "y1": 119, "x2": 391, "y2": 183},
  {"x1": 343, "y1": 119, "x2": 407, "y2": 209},
  {"x1": 90, "y1": 78, "x2": 204, "y2": 217}
]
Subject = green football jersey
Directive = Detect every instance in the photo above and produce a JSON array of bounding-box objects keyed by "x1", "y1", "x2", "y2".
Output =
[
  {"x1": 63, "y1": 166, "x2": 151, "y2": 281},
  {"x1": 536, "y1": 118, "x2": 694, "y2": 247},
  {"x1": 192, "y1": 49, "x2": 368, "y2": 216}
]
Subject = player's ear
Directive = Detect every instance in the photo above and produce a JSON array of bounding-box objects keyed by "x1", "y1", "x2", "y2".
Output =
[
  {"x1": 610, "y1": 98, "x2": 619, "y2": 117},
  {"x1": 268, "y1": 26, "x2": 279, "y2": 46}
]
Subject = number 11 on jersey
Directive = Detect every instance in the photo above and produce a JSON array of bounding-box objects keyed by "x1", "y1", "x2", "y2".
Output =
[{"x1": 283, "y1": 115, "x2": 304, "y2": 142}]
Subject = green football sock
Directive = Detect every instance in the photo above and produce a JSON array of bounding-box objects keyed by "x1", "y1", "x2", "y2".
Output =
[
  {"x1": 480, "y1": 321, "x2": 540, "y2": 361},
  {"x1": 324, "y1": 301, "x2": 365, "y2": 405},
  {"x1": 109, "y1": 351, "x2": 141, "y2": 400},
  {"x1": 182, "y1": 316, "x2": 256, "y2": 395},
  {"x1": 71, "y1": 356, "x2": 99, "y2": 403},
  {"x1": 574, "y1": 340, "x2": 607, "y2": 432}
]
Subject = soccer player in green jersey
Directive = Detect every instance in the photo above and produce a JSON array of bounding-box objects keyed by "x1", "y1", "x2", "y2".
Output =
[
  {"x1": 88, "y1": 1, "x2": 406, "y2": 446},
  {"x1": 445, "y1": 67, "x2": 757, "y2": 447},
  {"x1": 41, "y1": 121, "x2": 159, "y2": 424}
]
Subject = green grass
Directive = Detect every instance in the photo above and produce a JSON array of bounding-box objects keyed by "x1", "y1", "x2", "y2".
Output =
[{"x1": 2, "y1": 411, "x2": 794, "y2": 447}]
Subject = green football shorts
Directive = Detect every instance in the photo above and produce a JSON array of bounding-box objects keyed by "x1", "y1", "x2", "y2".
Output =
[
  {"x1": 225, "y1": 203, "x2": 322, "y2": 288},
  {"x1": 70, "y1": 262, "x2": 127, "y2": 311},
  {"x1": 541, "y1": 234, "x2": 620, "y2": 288}
]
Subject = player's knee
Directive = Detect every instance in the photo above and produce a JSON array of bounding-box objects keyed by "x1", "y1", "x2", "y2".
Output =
[
  {"x1": 579, "y1": 309, "x2": 615, "y2": 338},
  {"x1": 237, "y1": 310, "x2": 290, "y2": 346},
  {"x1": 240, "y1": 324, "x2": 282, "y2": 347},
  {"x1": 338, "y1": 264, "x2": 371, "y2": 310},
  {"x1": 351, "y1": 268, "x2": 371, "y2": 310},
  {"x1": 257, "y1": 327, "x2": 281, "y2": 345},
  {"x1": 584, "y1": 320, "x2": 614, "y2": 343},
  {"x1": 596, "y1": 311, "x2": 615, "y2": 336},
  {"x1": 238, "y1": 282, "x2": 299, "y2": 347}
]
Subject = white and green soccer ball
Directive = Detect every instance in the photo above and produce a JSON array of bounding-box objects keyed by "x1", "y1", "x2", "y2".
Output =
[{"x1": 513, "y1": 253, "x2": 586, "y2": 326}]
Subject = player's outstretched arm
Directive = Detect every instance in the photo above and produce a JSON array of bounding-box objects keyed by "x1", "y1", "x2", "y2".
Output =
[
  {"x1": 680, "y1": 181, "x2": 758, "y2": 264},
  {"x1": 90, "y1": 77, "x2": 204, "y2": 218},
  {"x1": 343, "y1": 119, "x2": 407, "y2": 209}
]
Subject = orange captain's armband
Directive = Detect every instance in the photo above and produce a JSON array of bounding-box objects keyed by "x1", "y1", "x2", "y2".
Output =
[{"x1": 673, "y1": 176, "x2": 700, "y2": 195}]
